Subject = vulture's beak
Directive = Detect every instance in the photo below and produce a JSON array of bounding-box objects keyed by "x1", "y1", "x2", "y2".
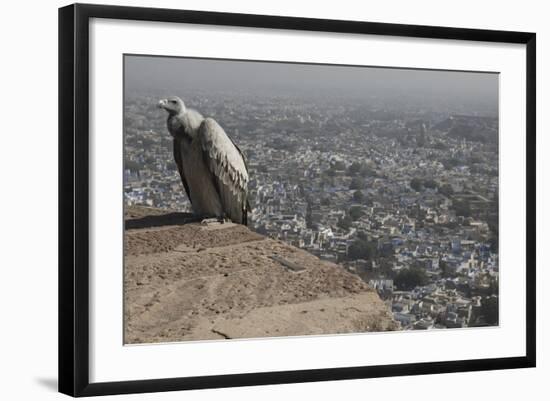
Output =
[{"x1": 158, "y1": 99, "x2": 167, "y2": 109}]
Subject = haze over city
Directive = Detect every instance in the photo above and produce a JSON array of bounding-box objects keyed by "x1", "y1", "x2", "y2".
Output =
[{"x1": 125, "y1": 55, "x2": 498, "y2": 115}]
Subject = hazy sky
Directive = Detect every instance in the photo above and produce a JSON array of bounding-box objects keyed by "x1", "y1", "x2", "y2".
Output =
[{"x1": 124, "y1": 55, "x2": 498, "y2": 107}]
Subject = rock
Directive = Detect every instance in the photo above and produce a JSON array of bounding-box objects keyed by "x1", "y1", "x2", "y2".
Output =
[{"x1": 124, "y1": 206, "x2": 398, "y2": 344}]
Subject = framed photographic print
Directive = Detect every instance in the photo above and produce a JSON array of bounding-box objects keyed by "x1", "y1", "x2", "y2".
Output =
[{"x1": 58, "y1": 3, "x2": 536, "y2": 397}]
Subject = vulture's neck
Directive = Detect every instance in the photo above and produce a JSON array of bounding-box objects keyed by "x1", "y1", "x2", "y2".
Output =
[
  {"x1": 183, "y1": 109, "x2": 204, "y2": 139},
  {"x1": 171, "y1": 109, "x2": 203, "y2": 142}
]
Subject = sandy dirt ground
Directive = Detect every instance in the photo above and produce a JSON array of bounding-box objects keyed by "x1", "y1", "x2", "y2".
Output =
[{"x1": 124, "y1": 206, "x2": 398, "y2": 344}]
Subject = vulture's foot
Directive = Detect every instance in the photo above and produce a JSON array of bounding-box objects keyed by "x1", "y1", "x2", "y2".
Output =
[{"x1": 200, "y1": 216, "x2": 226, "y2": 226}]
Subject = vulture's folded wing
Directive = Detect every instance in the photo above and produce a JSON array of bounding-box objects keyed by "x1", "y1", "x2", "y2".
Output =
[
  {"x1": 173, "y1": 137, "x2": 192, "y2": 204},
  {"x1": 198, "y1": 118, "x2": 249, "y2": 224}
]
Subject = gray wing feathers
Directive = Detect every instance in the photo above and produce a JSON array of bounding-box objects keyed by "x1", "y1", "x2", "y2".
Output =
[
  {"x1": 199, "y1": 118, "x2": 249, "y2": 224},
  {"x1": 172, "y1": 137, "x2": 191, "y2": 204}
]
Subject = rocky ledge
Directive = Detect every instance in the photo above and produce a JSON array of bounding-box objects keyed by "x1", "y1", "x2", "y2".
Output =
[{"x1": 124, "y1": 206, "x2": 398, "y2": 344}]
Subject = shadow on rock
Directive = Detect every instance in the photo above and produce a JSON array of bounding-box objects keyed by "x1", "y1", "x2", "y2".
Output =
[{"x1": 125, "y1": 212, "x2": 197, "y2": 229}]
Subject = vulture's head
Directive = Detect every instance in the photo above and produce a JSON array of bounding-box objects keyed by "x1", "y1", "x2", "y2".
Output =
[{"x1": 158, "y1": 96, "x2": 185, "y2": 115}]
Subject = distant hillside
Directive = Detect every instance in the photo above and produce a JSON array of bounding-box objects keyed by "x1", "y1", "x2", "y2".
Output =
[
  {"x1": 124, "y1": 206, "x2": 398, "y2": 343},
  {"x1": 433, "y1": 115, "x2": 498, "y2": 144}
]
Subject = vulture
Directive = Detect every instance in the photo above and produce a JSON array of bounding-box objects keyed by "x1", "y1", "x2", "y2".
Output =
[{"x1": 158, "y1": 96, "x2": 249, "y2": 225}]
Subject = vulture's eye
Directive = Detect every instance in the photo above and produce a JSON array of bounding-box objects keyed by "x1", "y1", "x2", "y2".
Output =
[{"x1": 170, "y1": 100, "x2": 176, "y2": 104}]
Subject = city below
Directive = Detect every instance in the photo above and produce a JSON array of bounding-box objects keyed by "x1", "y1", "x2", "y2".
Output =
[{"x1": 124, "y1": 89, "x2": 499, "y2": 331}]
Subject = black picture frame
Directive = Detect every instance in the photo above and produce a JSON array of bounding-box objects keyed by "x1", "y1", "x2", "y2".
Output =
[{"x1": 59, "y1": 3, "x2": 536, "y2": 397}]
